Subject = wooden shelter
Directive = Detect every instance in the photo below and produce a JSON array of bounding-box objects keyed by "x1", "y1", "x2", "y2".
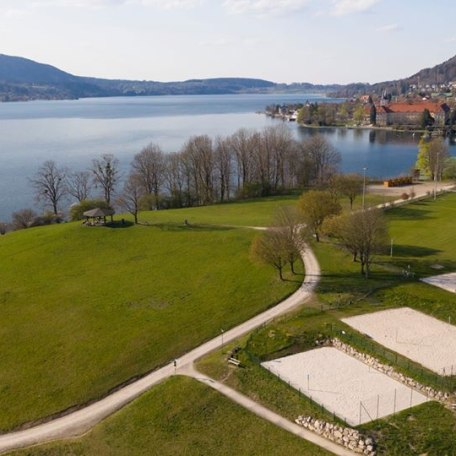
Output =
[{"x1": 82, "y1": 207, "x2": 115, "y2": 225}]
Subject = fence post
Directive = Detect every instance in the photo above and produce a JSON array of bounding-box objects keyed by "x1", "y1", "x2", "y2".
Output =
[
  {"x1": 359, "y1": 401, "x2": 362, "y2": 425},
  {"x1": 393, "y1": 389, "x2": 397, "y2": 414},
  {"x1": 376, "y1": 395, "x2": 380, "y2": 419}
]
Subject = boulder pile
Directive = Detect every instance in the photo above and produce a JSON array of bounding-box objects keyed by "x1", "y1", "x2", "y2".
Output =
[{"x1": 295, "y1": 416, "x2": 376, "y2": 455}]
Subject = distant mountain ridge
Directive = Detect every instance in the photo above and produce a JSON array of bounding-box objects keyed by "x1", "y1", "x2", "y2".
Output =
[
  {"x1": 1, "y1": 53, "x2": 455, "y2": 102},
  {"x1": 0, "y1": 54, "x2": 342, "y2": 101},
  {"x1": 329, "y1": 54, "x2": 456, "y2": 98}
]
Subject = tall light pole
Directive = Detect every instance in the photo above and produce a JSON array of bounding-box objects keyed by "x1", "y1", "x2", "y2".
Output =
[{"x1": 362, "y1": 167, "x2": 368, "y2": 209}]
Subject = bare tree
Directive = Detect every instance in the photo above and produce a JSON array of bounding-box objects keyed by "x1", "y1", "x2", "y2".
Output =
[
  {"x1": 164, "y1": 152, "x2": 186, "y2": 208},
  {"x1": 181, "y1": 135, "x2": 214, "y2": 205},
  {"x1": 299, "y1": 135, "x2": 341, "y2": 186},
  {"x1": 11, "y1": 208, "x2": 37, "y2": 230},
  {"x1": 271, "y1": 206, "x2": 304, "y2": 274},
  {"x1": 298, "y1": 190, "x2": 341, "y2": 242},
  {"x1": 131, "y1": 143, "x2": 165, "y2": 209},
  {"x1": 214, "y1": 136, "x2": 233, "y2": 202},
  {"x1": 328, "y1": 209, "x2": 388, "y2": 278},
  {"x1": 30, "y1": 160, "x2": 66, "y2": 215},
  {"x1": 117, "y1": 173, "x2": 143, "y2": 224},
  {"x1": 91, "y1": 154, "x2": 119, "y2": 206},
  {"x1": 230, "y1": 129, "x2": 254, "y2": 194},
  {"x1": 330, "y1": 173, "x2": 364, "y2": 210},
  {"x1": 66, "y1": 170, "x2": 92, "y2": 202},
  {"x1": 250, "y1": 229, "x2": 289, "y2": 281}
]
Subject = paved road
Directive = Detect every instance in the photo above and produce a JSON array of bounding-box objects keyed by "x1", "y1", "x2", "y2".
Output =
[{"x1": 0, "y1": 244, "x2": 321, "y2": 454}]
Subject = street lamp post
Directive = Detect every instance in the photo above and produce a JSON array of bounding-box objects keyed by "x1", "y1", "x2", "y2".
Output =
[{"x1": 362, "y1": 167, "x2": 368, "y2": 209}]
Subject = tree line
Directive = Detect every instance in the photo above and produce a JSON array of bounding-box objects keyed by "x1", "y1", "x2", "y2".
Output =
[{"x1": 9, "y1": 126, "x2": 342, "y2": 229}]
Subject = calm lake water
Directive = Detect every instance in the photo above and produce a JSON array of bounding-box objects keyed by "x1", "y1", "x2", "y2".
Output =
[{"x1": 0, "y1": 93, "x2": 454, "y2": 220}]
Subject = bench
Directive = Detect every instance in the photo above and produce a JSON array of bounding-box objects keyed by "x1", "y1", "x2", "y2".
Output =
[{"x1": 227, "y1": 357, "x2": 241, "y2": 367}]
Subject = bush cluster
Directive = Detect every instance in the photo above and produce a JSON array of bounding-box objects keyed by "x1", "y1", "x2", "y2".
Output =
[{"x1": 384, "y1": 176, "x2": 413, "y2": 187}]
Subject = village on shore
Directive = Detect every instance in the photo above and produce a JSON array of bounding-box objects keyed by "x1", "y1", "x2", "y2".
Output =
[{"x1": 266, "y1": 83, "x2": 456, "y2": 133}]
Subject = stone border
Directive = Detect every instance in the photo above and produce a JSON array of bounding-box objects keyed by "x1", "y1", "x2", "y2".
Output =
[
  {"x1": 332, "y1": 338, "x2": 456, "y2": 410},
  {"x1": 295, "y1": 416, "x2": 376, "y2": 455}
]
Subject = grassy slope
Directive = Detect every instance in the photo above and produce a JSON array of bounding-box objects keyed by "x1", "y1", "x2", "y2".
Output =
[
  {"x1": 137, "y1": 195, "x2": 300, "y2": 227},
  {"x1": 7, "y1": 377, "x2": 330, "y2": 456},
  {"x1": 0, "y1": 220, "x2": 300, "y2": 431}
]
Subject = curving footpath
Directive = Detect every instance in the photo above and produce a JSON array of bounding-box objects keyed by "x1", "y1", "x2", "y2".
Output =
[{"x1": 0, "y1": 244, "x2": 323, "y2": 455}]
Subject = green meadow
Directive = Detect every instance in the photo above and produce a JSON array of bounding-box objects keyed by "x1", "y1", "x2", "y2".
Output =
[
  {"x1": 6, "y1": 377, "x2": 330, "y2": 456},
  {"x1": 0, "y1": 219, "x2": 300, "y2": 432},
  {"x1": 198, "y1": 192, "x2": 456, "y2": 455}
]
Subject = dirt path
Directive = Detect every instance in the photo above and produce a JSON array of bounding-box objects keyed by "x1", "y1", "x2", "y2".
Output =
[
  {"x1": 0, "y1": 244, "x2": 321, "y2": 454},
  {"x1": 178, "y1": 363, "x2": 353, "y2": 456}
]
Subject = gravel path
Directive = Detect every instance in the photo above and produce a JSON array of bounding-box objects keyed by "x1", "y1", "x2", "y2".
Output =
[{"x1": 0, "y1": 244, "x2": 320, "y2": 454}]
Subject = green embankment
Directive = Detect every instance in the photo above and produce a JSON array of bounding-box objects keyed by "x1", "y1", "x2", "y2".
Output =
[
  {"x1": 6, "y1": 377, "x2": 330, "y2": 456},
  {"x1": 0, "y1": 219, "x2": 300, "y2": 432}
]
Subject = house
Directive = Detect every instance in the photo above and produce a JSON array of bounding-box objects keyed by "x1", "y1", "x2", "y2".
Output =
[{"x1": 375, "y1": 101, "x2": 450, "y2": 127}]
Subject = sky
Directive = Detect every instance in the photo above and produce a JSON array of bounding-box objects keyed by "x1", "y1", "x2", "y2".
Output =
[{"x1": 0, "y1": 0, "x2": 455, "y2": 84}]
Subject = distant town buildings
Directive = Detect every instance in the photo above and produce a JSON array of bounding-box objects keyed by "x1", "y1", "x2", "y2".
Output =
[{"x1": 374, "y1": 101, "x2": 450, "y2": 127}]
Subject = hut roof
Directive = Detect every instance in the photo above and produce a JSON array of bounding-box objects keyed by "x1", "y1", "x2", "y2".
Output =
[{"x1": 83, "y1": 207, "x2": 115, "y2": 218}]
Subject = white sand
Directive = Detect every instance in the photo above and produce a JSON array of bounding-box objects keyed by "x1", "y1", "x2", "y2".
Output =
[
  {"x1": 262, "y1": 347, "x2": 427, "y2": 425},
  {"x1": 343, "y1": 307, "x2": 456, "y2": 376},
  {"x1": 421, "y1": 272, "x2": 456, "y2": 294}
]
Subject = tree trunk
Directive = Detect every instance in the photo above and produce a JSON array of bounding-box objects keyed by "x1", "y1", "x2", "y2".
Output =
[
  {"x1": 278, "y1": 267, "x2": 284, "y2": 281},
  {"x1": 290, "y1": 260, "x2": 296, "y2": 275}
]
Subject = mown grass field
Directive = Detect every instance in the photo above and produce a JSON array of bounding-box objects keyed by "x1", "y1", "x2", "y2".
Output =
[
  {"x1": 126, "y1": 192, "x2": 391, "y2": 227},
  {"x1": 0, "y1": 219, "x2": 301, "y2": 432},
  {"x1": 7, "y1": 377, "x2": 330, "y2": 456},
  {"x1": 198, "y1": 192, "x2": 456, "y2": 455}
]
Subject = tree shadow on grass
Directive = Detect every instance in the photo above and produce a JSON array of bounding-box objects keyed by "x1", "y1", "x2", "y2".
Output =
[
  {"x1": 104, "y1": 220, "x2": 135, "y2": 229},
  {"x1": 387, "y1": 205, "x2": 434, "y2": 221},
  {"x1": 393, "y1": 245, "x2": 442, "y2": 258}
]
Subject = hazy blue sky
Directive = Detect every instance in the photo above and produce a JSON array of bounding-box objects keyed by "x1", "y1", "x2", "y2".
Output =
[{"x1": 1, "y1": 0, "x2": 455, "y2": 84}]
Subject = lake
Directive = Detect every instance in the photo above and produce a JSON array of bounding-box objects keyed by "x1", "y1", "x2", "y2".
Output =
[{"x1": 0, "y1": 93, "x2": 454, "y2": 221}]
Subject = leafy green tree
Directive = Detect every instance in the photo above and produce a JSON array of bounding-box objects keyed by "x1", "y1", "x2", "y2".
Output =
[
  {"x1": 443, "y1": 157, "x2": 456, "y2": 180},
  {"x1": 416, "y1": 137, "x2": 449, "y2": 180},
  {"x1": 298, "y1": 190, "x2": 341, "y2": 242},
  {"x1": 353, "y1": 104, "x2": 365, "y2": 125},
  {"x1": 369, "y1": 104, "x2": 377, "y2": 125},
  {"x1": 420, "y1": 108, "x2": 434, "y2": 128}
]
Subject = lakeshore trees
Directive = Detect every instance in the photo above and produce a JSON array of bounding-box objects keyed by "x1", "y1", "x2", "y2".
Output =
[
  {"x1": 91, "y1": 154, "x2": 119, "y2": 206},
  {"x1": 30, "y1": 160, "x2": 67, "y2": 215},
  {"x1": 25, "y1": 126, "x2": 345, "y2": 222}
]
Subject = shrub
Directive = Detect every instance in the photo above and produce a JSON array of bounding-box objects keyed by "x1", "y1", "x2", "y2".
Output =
[
  {"x1": 385, "y1": 176, "x2": 413, "y2": 187},
  {"x1": 11, "y1": 208, "x2": 37, "y2": 230},
  {"x1": 401, "y1": 193, "x2": 410, "y2": 200}
]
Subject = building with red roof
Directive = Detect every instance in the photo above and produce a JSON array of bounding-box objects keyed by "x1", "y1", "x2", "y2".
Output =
[{"x1": 375, "y1": 101, "x2": 450, "y2": 127}]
